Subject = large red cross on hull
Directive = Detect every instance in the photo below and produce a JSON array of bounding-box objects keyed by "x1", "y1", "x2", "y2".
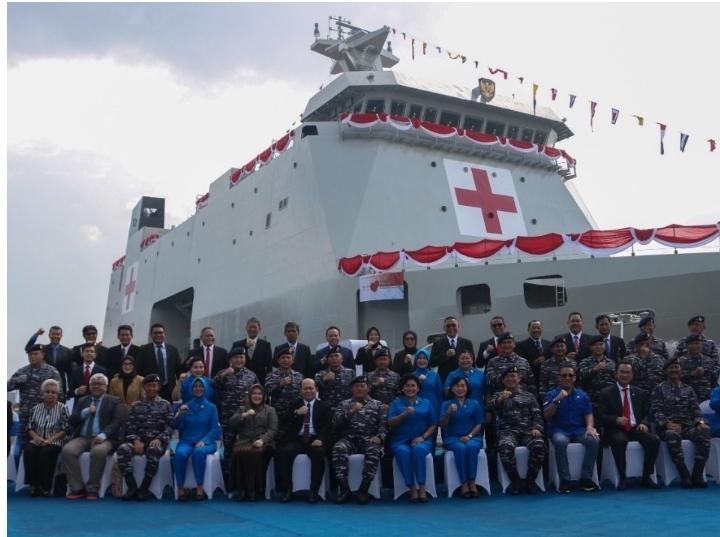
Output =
[
  {"x1": 454, "y1": 168, "x2": 518, "y2": 234},
  {"x1": 124, "y1": 267, "x2": 136, "y2": 310}
]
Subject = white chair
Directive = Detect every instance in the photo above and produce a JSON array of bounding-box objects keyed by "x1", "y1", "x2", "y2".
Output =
[
  {"x1": 7, "y1": 438, "x2": 17, "y2": 483},
  {"x1": 600, "y1": 442, "x2": 657, "y2": 488},
  {"x1": 699, "y1": 400, "x2": 712, "y2": 423},
  {"x1": 74, "y1": 452, "x2": 116, "y2": 498},
  {"x1": 497, "y1": 446, "x2": 545, "y2": 493},
  {"x1": 548, "y1": 441, "x2": 599, "y2": 491},
  {"x1": 265, "y1": 459, "x2": 276, "y2": 499},
  {"x1": 706, "y1": 438, "x2": 720, "y2": 484},
  {"x1": 392, "y1": 453, "x2": 437, "y2": 500},
  {"x1": 174, "y1": 442, "x2": 226, "y2": 499},
  {"x1": 265, "y1": 454, "x2": 330, "y2": 500},
  {"x1": 656, "y1": 440, "x2": 705, "y2": 486},
  {"x1": 346, "y1": 454, "x2": 382, "y2": 498},
  {"x1": 443, "y1": 449, "x2": 491, "y2": 497},
  {"x1": 14, "y1": 452, "x2": 62, "y2": 493},
  {"x1": 121, "y1": 451, "x2": 174, "y2": 499}
]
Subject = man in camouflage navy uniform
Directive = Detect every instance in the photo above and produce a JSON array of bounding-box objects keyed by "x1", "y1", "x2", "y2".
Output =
[
  {"x1": 7, "y1": 344, "x2": 62, "y2": 463},
  {"x1": 651, "y1": 356, "x2": 711, "y2": 488},
  {"x1": 680, "y1": 334, "x2": 718, "y2": 402},
  {"x1": 628, "y1": 331, "x2": 665, "y2": 400},
  {"x1": 625, "y1": 316, "x2": 669, "y2": 359},
  {"x1": 367, "y1": 348, "x2": 400, "y2": 406},
  {"x1": 265, "y1": 348, "x2": 303, "y2": 442},
  {"x1": 489, "y1": 365, "x2": 546, "y2": 495},
  {"x1": 539, "y1": 335, "x2": 576, "y2": 401},
  {"x1": 332, "y1": 375, "x2": 388, "y2": 505},
  {"x1": 578, "y1": 335, "x2": 617, "y2": 419},
  {"x1": 116, "y1": 374, "x2": 173, "y2": 501},
  {"x1": 674, "y1": 315, "x2": 719, "y2": 365},
  {"x1": 315, "y1": 346, "x2": 355, "y2": 408}
]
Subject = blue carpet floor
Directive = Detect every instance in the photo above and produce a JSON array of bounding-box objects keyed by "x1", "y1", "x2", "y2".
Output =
[{"x1": 7, "y1": 480, "x2": 720, "y2": 537}]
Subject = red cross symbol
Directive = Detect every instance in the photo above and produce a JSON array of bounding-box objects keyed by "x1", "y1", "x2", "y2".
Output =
[
  {"x1": 454, "y1": 168, "x2": 518, "y2": 234},
  {"x1": 124, "y1": 266, "x2": 136, "y2": 310}
]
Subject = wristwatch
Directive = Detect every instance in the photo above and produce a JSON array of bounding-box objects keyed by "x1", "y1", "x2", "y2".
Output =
[{"x1": 468, "y1": 433, "x2": 473, "y2": 439}]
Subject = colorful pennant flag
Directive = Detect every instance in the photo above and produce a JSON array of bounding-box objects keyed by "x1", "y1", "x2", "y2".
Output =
[
  {"x1": 411, "y1": 38, "x2": 415, "y2": 60},
  {"x1": 532, "y1": 84, "x2": 538, "y2": 115},
  {"x1": 551, "y1": 88, "x2": 558, "y2": 101},
  {"x1": 517, "y1": 76, "x2": 524, "y2": 84},
  {"x1": 474, "y1": 61, "x2": 479, "y2": 68},
  {"x1": 611, "y1": 108, "x2": 620, "y2": 125},
  {"x1": 436, "y1": 46, "x2": 441, "y2": 53},
  {"x1": 423, "y1": 42, "x2": 427, "y2": 55},
  {"x1": 658, "y1": 123, "x2": 667, "y2": 155},
  {"x1": 590, "y1": 101, "x2": 597, "y2": 131},
  {"x1": 489, "y1": 67, "x2": 508, "y2": 79},
  {"x1": 680, "y1": 133, "x2": 690, "y2": 152},
  {"x1": 709, "y1": 139, "x2": 717, "y2": 152},
  {"x1": 632, "y1": 115, "x2": 644, "y2": 126},
  {"x1": 569, "y1": 94, "x2": 576, "y2": 108}
]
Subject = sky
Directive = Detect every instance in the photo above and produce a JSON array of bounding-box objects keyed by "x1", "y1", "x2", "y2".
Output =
[{"x1": 5, "y1": 2, "x2": 720, "y2": 374}]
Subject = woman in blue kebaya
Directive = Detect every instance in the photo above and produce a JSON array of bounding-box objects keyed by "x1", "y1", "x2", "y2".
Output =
[
  {"x1": 173, "y1": 357, "x2": 217, "y2": 405},
  {"x1": 389, "y1": 374, "x2": 438, "y2": 503},
  {"x1": 413, "y1": 349, "x2": 443, "y2": 418},
  {"x1": 172, "y1": 377, "x2": 220, "y2": 501},
  {"x1": 439, "y1": 376, "x2": 484, "y2": 499},
  {"x1": 444, "y1": 350, "x2": 486, "y2": 413}
]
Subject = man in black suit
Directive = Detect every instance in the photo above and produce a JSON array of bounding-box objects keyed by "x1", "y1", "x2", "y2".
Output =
[
  {"x1": 276, "y1": 378, "x2": 333, "y2": 503},
  {"x1": 477, "y1": 316, "x2": 508, "y2": 369},
  {"x1": 560, "y1": 312, "x2": 591, "y2": 362},
  {"x1": 312, "y1": 326, "x2": 355, "y2": 373},
  {"x1": 429, "y1": 316, "x2": 475, "y2": 385},
  {"x1": 135, "y1": 323, "x2": 182, "y2": 402},
  {"x1": 70, "y1": 343, "x2": 108, "y2": 403},
  {"x1": 70, "y1": 325, "x2": 110, "y2": 371},
  {"x1": 61, "y1": 372, "x2": 123, "y2": 499},
  {"x1": 25, "y1": 326, "x2": 72, "y2": 392},
  {"x1": 186, "y1": 327, "x2": 229, "y2": 378},
  {"x1": 597, "y1": 359, "x2": 661, "y2": 490},
  {"x1": 231, "y1": 317, "x2": 273, "y2": 385},
  {"x1": 274, "y1": 322, "x2": 313, "y2": 379},
  {"x1": 515, "y1": 319, "x2": 552, "y2": 381},
  {"x1": 105, "y1": 324, "x2": 141, "y2": 380},
  {"x1": 595, "y1": 314, "x2": 626, "y2": 361}
]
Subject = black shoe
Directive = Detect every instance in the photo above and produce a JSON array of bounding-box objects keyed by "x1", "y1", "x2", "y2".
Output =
[
  {"x1": 281, "y1": 490, "x2": 294, "y2": 503},
  {"x1": 248, "y1": 491, "x2": 258, "y2": 502},
  {"x1": 691, "y1": 462, "x2": 707, "y2": 488},
  {"x1": 356, "y1": 491, "x2": 369, "y2": 505},
  {"x1": 195, "y1": 491, "x2": 208, "y2": 501},
  {"x1": 235, "y1": 490, "x2": 246, "y2": 502},
  {"x1": 580, "y1": 478, "x2": 599, "y2": 492},
  {"x1": 640, "y1": 476, "x2": 661, "y2": 489},
  {"x1": 525, "y1": 480, "x2": 539, "y2": 495},
  {"x1": 122, "y1": 486, "x2": 138, "y2": 501},
  {"x1": 692, "y1": 476, "x2": 708, "y2": 489},
  {"x1": 617, "y1": 478, "x2": 627, "y2": 491},
  {"x1": 135, "y1": 488, "x2": 149, "y2": 502},
  {"x1": 559, "y1": 480, "x2": 571, "y2": 493},
  {"x1": 334, "y1": 490, "x2": 351, "y2": 504},
  {"x1": 509, "y1": 480, "x2": 522, "y2": 495},
  {"x1": 307, "y1": 491, "x2": 319, "y2": 504}
]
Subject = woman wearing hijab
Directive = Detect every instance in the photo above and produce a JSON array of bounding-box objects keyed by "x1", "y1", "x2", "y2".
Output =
[
  {"x1": 228, "y1": 384, "x2": 278, "y2": 502},
  {"x1": 389, "y1": 374, "x2": 438, "y2": 502},
  {"x1": 172, "y1": 377, "x2": 221, "y2": 501},
  {"x1": 413, "y1": 348, "x2": 444, "y2": 418},
  {"x1": 109, "y1": 356, "x2": 144, "y2": 441},
  {"x1": 392, "y1": 330, "x2": 419, "y2": 376},
  {"x1": 444, "y1": 350, "x2": 486, "y2": 409},
  {"x1": 173, "y1": 356, "x2": 217, "y2": 405},
  {"x1": 23, "y1": 379, "x2": 70, "y2": 496},
  {"x1": 354, "y1": 326, "x2": 384, "y2": 373}
]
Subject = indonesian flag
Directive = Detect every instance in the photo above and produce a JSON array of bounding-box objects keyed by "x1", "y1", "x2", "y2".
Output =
[
  {"x1": 551, "y1": 88, "x2": 558, "y2": 101},
  {"x1": 658, "y1": 123, "x2": 667, "y2": 155},
  {"x1": 569, "y1": 94, "x2": 576, "y2": 108},
  {"x1": 489, "y1": 67, "x2": 508, "y2": 79},
  {"x1": 517, "y1": 76, "x2": 524, "y2": 84},
  {"x1": 680, "y1": 133, "x2": 689, "y2": 152},
  {"x1": 590, "y1": 101, "x2": 597, "y2": 131},
  {"x1": 611, "y1": 108, "x2": 620, "y2": 125},
  {"x1": 195, "y1": 192, "x2": 210, "y2": 211},
  {"x1": 709, "y1": 139, "x2": 717, "y2": 152}
]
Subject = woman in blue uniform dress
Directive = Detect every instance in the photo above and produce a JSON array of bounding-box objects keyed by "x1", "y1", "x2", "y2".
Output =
[
  {"x1": 413, "y1": 349, "x2": 444, "y2": 418},
  {"x1": 172, "y1": 377, "x2": 220, "y2": 501},
  {"x1": 389, "y1": 374, "x2": 438, "y2": 502},
  {"x1": 439, "y1": 376, "x2": 484, "y2": 498},
  {"x1": 444, "y1": 350, "x2": 485, "y2": 412}
]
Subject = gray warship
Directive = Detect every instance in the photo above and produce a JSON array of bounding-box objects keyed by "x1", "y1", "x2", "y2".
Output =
[{"x1": 103, "y1": 20, "x2": 719, "y2": 355}]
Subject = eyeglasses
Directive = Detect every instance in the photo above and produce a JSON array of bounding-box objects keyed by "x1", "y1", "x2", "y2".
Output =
[
  {"x1": 559, "y1": 374, "x2": 576, "y2": 378},
  {"x1": 43, "y1": 391, "x2": 58, "y2": 394},
  {"x1": 491, "y1": 323, "x2": 504, "y2": 328},
  {"x1": 152, "y1": 331, "x2": 164, "y2": 335}
]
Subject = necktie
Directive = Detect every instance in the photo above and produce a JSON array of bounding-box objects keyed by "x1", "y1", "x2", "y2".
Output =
[
  {"x1": 536, "y1": 340, "x2": 543, "y2": 354},
  {"x1": 122, "y1": 346, "x2": 127, "y2": 357},
  {"x1": 622, "y1": 388, "x2": 632, "y2": 431},
  {"x1": 53, "y1": 346, "x2": 59, "y2": 361},
  {"x1": 156, "y1": 345, "x2": 166, "y2": 384},
  {"x1": 450, "y1": 339, "x2": 456, "y2": 350},
  {"x1": 573, "y1": 335, "x2": 579, "y2": 353},
  {"x1": 85, "y1": 398, "x2": 99, "y2": 436},
  {"x1": 303, "y1": 403, "x2": 311, "y2": 442},
  {"x1": 84, "y1": 365, "x2": 91, "y2": 386},
  {"x1": 205, "y1": 347, "x2": 211, "y2": 377},
  {"x1": 605, "y1": 339, "x2": 611, "y2": 358}
]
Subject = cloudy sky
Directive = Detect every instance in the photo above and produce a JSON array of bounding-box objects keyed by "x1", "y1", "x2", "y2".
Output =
[{"x1": 6, "y1": 3, "x2": 719, "y2": 373}]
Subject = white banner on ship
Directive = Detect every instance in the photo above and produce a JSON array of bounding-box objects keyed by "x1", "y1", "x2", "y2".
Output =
[{"x1": 359, "y1": 272, "x2": 405, "y2": 302}]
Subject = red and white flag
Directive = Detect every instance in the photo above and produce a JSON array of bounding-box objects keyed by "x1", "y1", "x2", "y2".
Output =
[
  {"x1": 611, "y1": 108, "x2": 620, "y2": 125},
  {"x1": 551, "y1": 88, "x2": 558, "y2": 101}
]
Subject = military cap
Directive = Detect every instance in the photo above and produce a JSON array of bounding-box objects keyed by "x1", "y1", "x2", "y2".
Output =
[
  {"x1": 373, "y1": 347, "x2": 390, "y2": 359},
  {"x1": 228, "y1": 346, "x2": 247, "y2": 358},
  {"x1": 549, "y1": 335, "x2": 566, "y2": 348},
  {"x1": 26, "y1": 344, "x2": 44, "y2": 354},
  {"x1": 663, "y1": 356, "x2": 681, "y2": 370},
  {"x1": 501, "y1": 365, "x2": 519, "y2": 379},
  {"x1": 685, "y1": 333, "x2": 704, "y2": 343},
  {"x1": 688, "y1": 315, "x2": 705, "y2": 325},
  {"x1": 327, "y1": 345, "x2": 343, "y2": 356},
  {"x1": 588, "y1": 334, "x2": 605, "y2": 346},
  {"x1": 638, "y1": 315, "x2": 654, "y2": 328},
  {"x1": 633, "y1": 331, "x2": 651, "y2": 345},
  {"x1": 497, "y1": 332, "x2": 515, "y2": 343},
  {"x1": 349, "y1": 374, "x2": 368, "y2": 386},
  {"x1": 276, "y1": 347, "x2": 294, "y2": 359},
  {"x1": 142, "y1": 373, "x2": 161, "y2": 385}
]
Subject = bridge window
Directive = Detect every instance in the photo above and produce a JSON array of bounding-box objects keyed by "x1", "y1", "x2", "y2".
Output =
[
  {"x1": 265, "y1": 212, "x2": 272, "y2": 229},
  {"x1": 507, "y1": 125, "x2": 519, "y2": 140},
  {"x1": 424, "y1": 107, "x2": 438, "y2": 123},
  {"x1": 485, "y1": 120, "x2": 506, "y2": 136},
  {"x1": 365, "y1": 99, "x2": 385, "y2": 113},
  {"x1": 408, "y1": 104, "x2": 423, "y2": 119},
  {"x1": 463, "y1": 116, "x2": 484, "y2": 132},
  {"x1": 521, "y1": 128, "x2": 534, "y2": 142},
  {"x1": 533, "y1": 131, "x2": 548, "y2": 145},
  {"x1": 524, "y1": 275, "x2": 567, "y2": 309},
  {"x1": 440, "y1": 111, "x2": 460, "y2": 128},
  {"x1": 390, "y1": 100, "x2": 406, "y2": 116},
  {"x1": 458, "y1": 284, "x2": 492, "y2": 315}
]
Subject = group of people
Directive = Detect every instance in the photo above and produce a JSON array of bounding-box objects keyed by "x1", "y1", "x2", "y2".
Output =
[{"x1": 7, "y1": 312, "x2": 720, "y2": 503}]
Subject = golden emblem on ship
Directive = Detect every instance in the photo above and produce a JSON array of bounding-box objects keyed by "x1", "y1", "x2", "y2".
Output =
[{"x1": 478, "y1": 78, "x2": 495, "y2": 102}]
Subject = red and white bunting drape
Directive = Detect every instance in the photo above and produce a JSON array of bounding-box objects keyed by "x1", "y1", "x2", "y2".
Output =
[
  {"x1": 340, "y1": 113, "x2": 576, "y2": 166},
  {"x1": 140, "y1": 234, "x2": 160, "y2": 251},
  {"x1": 112, "y1": 256, "x2": 126, "y2": 271},
  {"x1": 229, "y1": 131, "x2": 294, "y2": 187},
  {"x1": 337, "y1": 223, "x2": 720, "y2": 277},
  {"x1": 195, "y1": 192, "x2": 210, "y2": 211}
]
